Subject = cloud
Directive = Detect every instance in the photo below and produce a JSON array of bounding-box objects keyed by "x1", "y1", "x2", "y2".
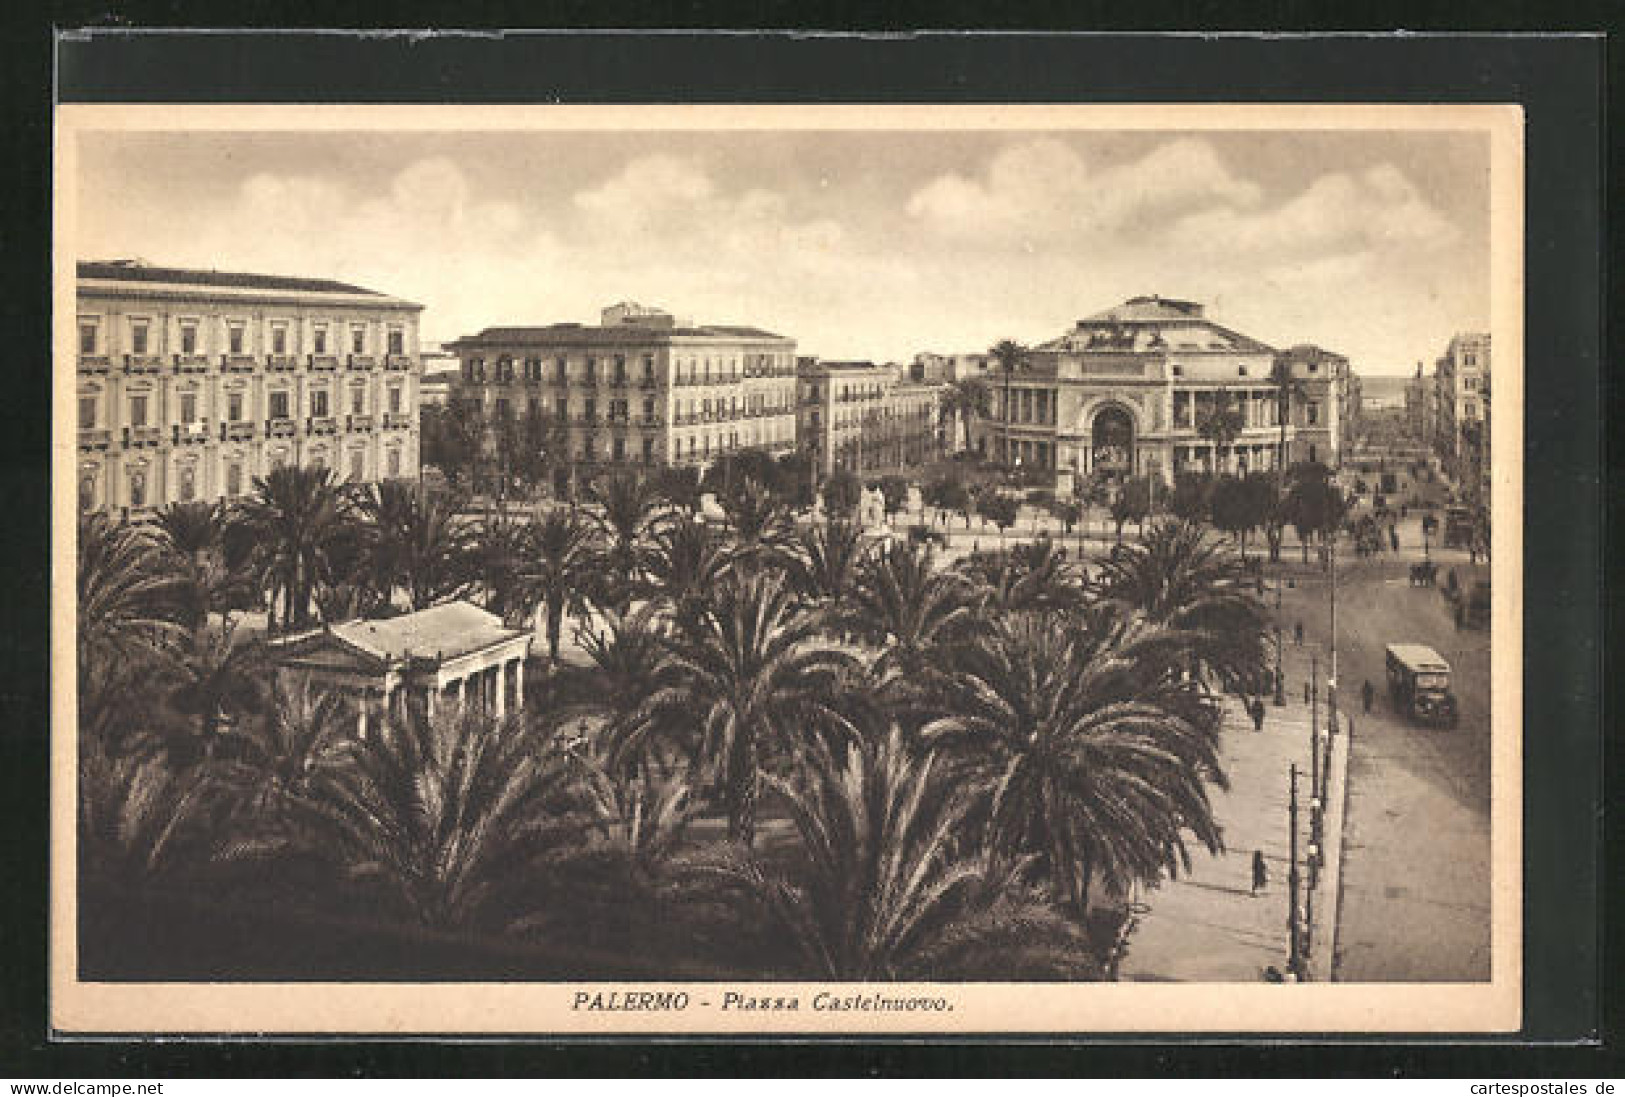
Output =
[
  {"x1": 1166, "y1": 163, "x2": 1459, "y2": 259},
  {"x1": 905, "y1": 137, "x2": 1263, "y2": 242}
]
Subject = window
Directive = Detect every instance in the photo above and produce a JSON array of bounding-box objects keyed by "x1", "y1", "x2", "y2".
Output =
[
  {"x1": 130, "y1": 320, "x2": 149, "y2": 356},
  {"x1": 389, "y1": 385, "x2": 402, "y2": 414},
  {"x1": 311, "y1": 390, "x2": 330, "y2": 418},
  {"x1": 311, "y1": 454, "x2": 325, "y2": 471},
  {"x1": 351, "y1": 326, "x2": 366, "y2": 354},
  {"x1": 584, "y1": 397, "x2": 597, "y2": 421},
  {"x1": 313, "y1": 326, "x2": 328, "y2": 354},
  {"x1": 79, "y1": 396, "x2": 96, "y2": 429},
  {"x1": 226, "y1": 463, "x2": 241, "y2": 497},
  {"x1": 612, "y1": 437, "x2": 625, "y2": 462},
  {"x1": 1308, "y1": 444, "x2": 1318, "y2": 464},
  {"x1": 79, "y1": 474, "x2": 96, "y2": 511},
  {"x1": 178, "y1": 466, "x2": 196, "y2": 502},
  {"x1": 180, "y1": 392, "x2": 197, "y2": 423},
  {"x1": 180, "y1": 322, "x2": 198, "y2": 355},
  {"x1": 386, "y1": 450, "x2": 400, "y2": 477},
  {"x1": 1238, "y1": 365, "x2": 1248, "y2": 377},
  {"x1": 128, "y1": 470, "x2": 146, "y2": 507},
  {"x1": 78, "y1": 321, "x2": 97, "y2": 355},
  {"x1": 228, "y1": 323, "x2": 245, "y2": 355},
  {"x1": 129, "y1": 394, "x2": 148, "y2": 427},
  {"x1": 228, "y1": 392, "x2": 244, "y2": 422},
  {"x1": 271, "y1": 325, "x2": 288, "y2": 355},
  {"x1": 350, "y1": 451, "x2": 365, "y2": 481},
  {"x1": 642, "y1": 438, "x2": 654, "y2": 463},
  {"x1": 351, "y1": 387, "x2": 365, "y2": 414},
  {"x1": 643, "y1": 396, "x2": 656, "y2": 419},
  {"x1": 1464, "y1": 376, "x2": 1478, "y2": 391},
  {"x1": 1171, "y1": 365, "x2": 1184, "y2": 377},
  {"x1": 1306, "y1": 403, "x2": 1320, "y2": 426},
  {"x1": 388, "y1": 328, "x2": 404, "y2": 355},
  {"x1": 269, "y1": 390, "x2": 290, "y2": 420}
]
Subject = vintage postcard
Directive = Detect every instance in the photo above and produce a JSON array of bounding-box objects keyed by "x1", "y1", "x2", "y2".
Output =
[{"x1": 53, "y1": 102, "x2": 1522, "y2": 1034}]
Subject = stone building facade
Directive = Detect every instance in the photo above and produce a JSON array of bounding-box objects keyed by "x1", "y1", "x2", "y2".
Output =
[
  {"x1": 75, "y1": 260, "x2": 423, "y2": 518},
  {"x1": 445, "y1": 302, "x2": 796, "y2": 484},
  {"x1": 796, "y1": 359, "x2": 943, "y2": 479},
  {"x1": 965, "y1": 296, "x2": 1352, "y2": 495}
]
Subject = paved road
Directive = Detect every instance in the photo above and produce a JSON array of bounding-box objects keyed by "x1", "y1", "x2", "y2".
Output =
[{"x1": 1276, "y1": 555, "x2": 1492, "y2": 981}]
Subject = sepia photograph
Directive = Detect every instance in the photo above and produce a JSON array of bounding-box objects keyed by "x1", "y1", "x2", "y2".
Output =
[{"x1": 52, "y1": 103, "x2": 1523, "y2": 1035}]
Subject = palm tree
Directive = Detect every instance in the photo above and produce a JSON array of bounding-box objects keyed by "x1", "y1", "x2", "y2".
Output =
[
  {"x1": 672, "y1": 727, "x2": 1101, "y2": 980},
  {"x1": 212, "y1": 674, "x2": 354, "y2": 849},
  {"x1": 617, "y1": 569, "x2": 864, "y2": 847},
  {"x1": 988, "y1": 339, "x2": 1029, "y2": 466},
  {"x1": 1093, "y1": 518, "x2": 1270, "y2": 690},
  {"x1": 233, "y1": 464, "x2": 354, "y2": 632},
  {"x1": 162, "y1": 622, "x2": 269, "y2": 767},
  {"x1": 299, "y1": 704, "x2": 587, "y2": 931},
  {"x1": 941, "y1": 375, "x2": 992, "y2": 455},
  {"x1": 514, "y1": 506, "x2": 598, "y2": 663},
  {"x1": 919, "y1": 612, "x2": 1225, "y2": 915},
  {"x1": 78, "y1": 741, "x2": 222, "y2": 891},
  {"x1": 587, "y1": 470, "x2": 667, "y2": 610},
  {"x1": 77, "y1": 512, "x2": 188, "y2": 751},
  {"x1": 786, "y1": 518, "x2": 868, "y2": 627},
  {"x1": 645, "y1": 515, "x2": 735, "y2": 637},
  {"x1": 153, "y1": 500, "x2": 223, "y2": 568},
  {"x1": 356, "y1": 480, "x2": 472, "y2": 612},
  {"x1": 846, "y1": 539, "x2": 974, "y2": 681},
  {"x1": 1195, "y1": 387, "x2": 1245, "y2": 474},
  {"x1": 957, "y1": 536, "x2": 1084, "y2": 617},
  {"x1": 469, "y1": 509, "x2": 531, "y2": 619},
  {"x1": 720, "y1": 477, "x2": 797, "y2": 571}
]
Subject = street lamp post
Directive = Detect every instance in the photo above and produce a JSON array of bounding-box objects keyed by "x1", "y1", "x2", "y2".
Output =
[
  {"x1": 1274, "y1": 567, "x2": 1286, "y2": 706},
  {"x1": 1288, "y1": 763, "x2": 1303, "y2": 978}
]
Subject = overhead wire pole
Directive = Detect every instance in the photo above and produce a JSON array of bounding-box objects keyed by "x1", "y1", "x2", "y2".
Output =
[{"x1": 1287, "y1": 763, "x2": 1303, "y2": 979}]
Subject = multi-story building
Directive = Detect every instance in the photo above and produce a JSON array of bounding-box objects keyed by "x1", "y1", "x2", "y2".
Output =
[
  {"x1": 1275, "y1": 343, "x2": 1353, "y2": 469},
  {"x1": 796, "y1": 359, "x2": 942, "y2": 479},
  {"x1": 445, "y1": 302, "x2": 797, "y2": 486},
  {"x1": 957, "y1": 296, "x2": 1351, "y2": 494},
  {"x1": 1433, "y1": 332, "x2": 1491, "y2": 490},
  {"x1": 1404, "y1": 361, "x2": 1435, "y2": 442},
  {"x1": 75, "y1": 259, "x2": 423, "y2": 518}
]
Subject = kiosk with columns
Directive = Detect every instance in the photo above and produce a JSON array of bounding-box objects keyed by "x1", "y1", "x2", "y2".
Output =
[{"x1": 269, "y1": 600, "x2": 533, "y2": 736}]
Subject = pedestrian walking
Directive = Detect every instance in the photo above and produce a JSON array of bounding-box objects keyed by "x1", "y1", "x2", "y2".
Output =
[
  {"x1": 1303, "y1": 681, "x2": 1310, "y2": 705},
  {"x1": 1390, "y1": 526, "x2": 1400, "y2": 553},
  {"x1": 1251, "y1": 850, "x2": 1269, "y2": 896},
  {"x1": 1362, "y1": 679, "x2": 1374, "y2": 713},
  {"x1": 1250, "y1": 698, "x2": 1266, "y2": 731},
  {"x1": 1294, "y1": 621, "x2": 1304, "y2": 646}
]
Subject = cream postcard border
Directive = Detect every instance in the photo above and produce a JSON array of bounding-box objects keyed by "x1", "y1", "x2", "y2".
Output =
[{"x1": 51, "y1": 102, "x2": 1525, "y2": 1035}]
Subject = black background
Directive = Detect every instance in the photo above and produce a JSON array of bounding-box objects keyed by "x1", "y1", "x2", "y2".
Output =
[{"x1": 2, "y1": 15, "x2": 1613, "y2": 1078}]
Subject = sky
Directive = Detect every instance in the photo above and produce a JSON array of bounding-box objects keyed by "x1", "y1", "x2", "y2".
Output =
[{"x1": 73, "y1": 128, "x2": 1491, "y2": 375}]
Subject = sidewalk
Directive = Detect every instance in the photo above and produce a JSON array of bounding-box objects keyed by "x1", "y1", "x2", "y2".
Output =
[{"x1": 1119, "y1": 645, "x2": 1351, "y2": 983}]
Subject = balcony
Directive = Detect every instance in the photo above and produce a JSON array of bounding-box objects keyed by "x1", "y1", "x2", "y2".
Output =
[
  {"x1": 174, "y1": 354, "x2": 211, "y2": 373},
  {"x1": 347, "y1": 355, "x2": 377, "y2": 371},
  {"x1": 223, "y1": 355, "x2": 258, "y2": 373},
  {"x1": 78, "y1": 355, "x2": 111, "y2": 374},
  {"x1": 173, "y1": 421, "x2": 210, "y2": 446},
  {"x1": 266, "y1": 417, "x2": 298, "y2": 439},
  {"x1": 382, "y1": 412, "x2": 413, "y2": 430},
  {"x1": 308, "y1": 416, "x2": 339, "y2": 436},
  {"x1": 267, "y1": 355, "x2": 299, "y2": 373},
  {"x1": 123, "y1": 425, "x2": 162, "y2": 448},
  {"x1": 222, "y1": 420, "x2": 257, "y2": 443},
  {"x1": 124, "y1": 355, "x2": 164, "y2": 375},
  {"x1": 347, "y1": 413, "x2": 374, "y2": 432},
  {"x1": 639, "y1": 375, "x2": 658, "y2": 389},
  {"x1": 609, "y1": 374, "x2": 629, "y2": 390},
  {"x1": 309, "y1": 355, "x2": 340, "y2": 372},
  {"x1": 640, "y1": 415, "x2": 664, "y2": 428},
  {"x1": 384, "y1": 354, "x2": 413, "y2": 371},
  {"x1": 78, "y1": 427, "x2": 111, "y2": 450}
]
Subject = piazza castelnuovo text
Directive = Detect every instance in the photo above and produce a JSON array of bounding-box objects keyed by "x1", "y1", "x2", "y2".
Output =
[{"x1": 571, "y1": 990, "x2": 956, "y2": 1013}]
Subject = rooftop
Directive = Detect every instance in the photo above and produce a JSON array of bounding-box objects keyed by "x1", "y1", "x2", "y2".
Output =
[
  {"x1": 329, "y1": 601, "x2": 527, "y2": 665},
  {"x1": 450, "y1": 322, "x2": 789, "y2": 348},
  {"x1": 1081, "y1": 295, "x2": 1206, "y2": 324},
  {"x1": 1039, "y1": 296, "x2": 1275, "y2": 355},
  {"x1": 78, "y1": 259, "x2": 402, "y2": 299}
]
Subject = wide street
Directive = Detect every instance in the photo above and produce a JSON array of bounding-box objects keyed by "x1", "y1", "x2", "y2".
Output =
[{"x1": 1276, "y1": 546, "x2": 1493, "y2": 981}]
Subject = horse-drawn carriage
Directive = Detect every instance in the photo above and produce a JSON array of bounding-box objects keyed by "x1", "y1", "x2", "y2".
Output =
[{"x1": 1408, "y1": 561, "x2": 1438, "y2": 586}]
